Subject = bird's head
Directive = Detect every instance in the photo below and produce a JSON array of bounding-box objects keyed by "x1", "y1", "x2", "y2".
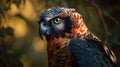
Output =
[{"x1": 38, "y1": 7, "x2": 88, "y2": 40}]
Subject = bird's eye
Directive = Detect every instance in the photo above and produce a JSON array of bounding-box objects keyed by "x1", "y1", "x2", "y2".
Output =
[{"x1": 54, "y1": 18, "x2": 60, "y2": 24}]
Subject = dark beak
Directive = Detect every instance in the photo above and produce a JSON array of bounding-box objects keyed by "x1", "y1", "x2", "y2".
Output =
[
  {"x1": 39, "y1": 24, "x2": 51, "y2": 40},
  {"x1": 39, "y1": 28, "x2": 44, "y2": 40}
]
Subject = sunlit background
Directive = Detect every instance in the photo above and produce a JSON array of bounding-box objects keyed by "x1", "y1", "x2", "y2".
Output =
[{"x1": 0, "y1": 0, "x2": 120, "y2": 67}]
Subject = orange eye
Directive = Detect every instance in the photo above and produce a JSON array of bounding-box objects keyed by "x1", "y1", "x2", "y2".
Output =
[{"x1": 54, "y1": 18, "x2": 60, "y2": 24}]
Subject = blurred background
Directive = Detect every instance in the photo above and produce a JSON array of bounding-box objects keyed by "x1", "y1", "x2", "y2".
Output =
[{"x1": 0, "y1": 0, "x2": 120, "y2": 67}]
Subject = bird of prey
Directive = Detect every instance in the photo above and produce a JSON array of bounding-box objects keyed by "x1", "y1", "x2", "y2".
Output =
[{"x1": 38, "y1": 7, "x2": 117, "y2": 67}]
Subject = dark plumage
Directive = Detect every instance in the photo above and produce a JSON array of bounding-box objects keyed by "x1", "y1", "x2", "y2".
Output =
[
  {"x1": 38, "y1": 7, "x2": 117, "y2": 67},
  {"x1": 69, "y1": 38, "x2": 115, "y2": 67}
]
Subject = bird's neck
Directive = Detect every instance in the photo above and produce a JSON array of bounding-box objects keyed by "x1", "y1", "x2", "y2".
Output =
[
  {"x1": 47, "y1": 37, "x2": 72, "y2": 66},
  {"x1": 47, "y1": 37, "x2": 70, "y2": 53}
]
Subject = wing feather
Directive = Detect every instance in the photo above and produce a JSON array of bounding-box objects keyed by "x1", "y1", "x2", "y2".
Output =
[{"x1": 68, "y1": 38, "x2": 116, "y2": 67}]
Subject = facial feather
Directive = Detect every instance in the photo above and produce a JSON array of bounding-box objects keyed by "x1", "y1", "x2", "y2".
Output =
[{"x1": 39, "y1": 7, "x2": 89, "y2": 39}]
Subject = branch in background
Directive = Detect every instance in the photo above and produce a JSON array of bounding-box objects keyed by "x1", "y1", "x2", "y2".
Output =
[
  {"x1": 86, "y1": 0, "x2": 119, "y2": 24},
  {"x1": 85, "y1": 0, "x2": 119, "y2": 44},
  {"x1": 100, "y1": 10, "x2": 119, "y2": 24},
  {"x1": 0, "y1": 8, "x2": 5, "y2": 19},
  {"x1": 91, "y1": 0, "x2": 109, "y2": 43},
  {"x1": 0, "y1": 8, "x2": 6, "y2": 27},
  {"x1": 98, "y1": 10, "x2": 109, "y2": 44}
]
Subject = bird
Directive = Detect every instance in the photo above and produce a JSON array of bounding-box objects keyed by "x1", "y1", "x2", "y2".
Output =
[{"x1": 38, "y1": 7, "x2": 117, "y2": 67}]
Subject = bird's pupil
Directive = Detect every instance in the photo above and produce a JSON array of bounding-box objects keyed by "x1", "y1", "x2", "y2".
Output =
[{"x1": 54, "y1": 18, "x2": 59, "y2": 24}]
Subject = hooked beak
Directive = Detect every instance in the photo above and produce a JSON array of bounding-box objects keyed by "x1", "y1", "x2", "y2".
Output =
[
  {"x1": 39, "y1": 31, "x2": 44, "y2": 40},
  {"x1": 39, "y1": 26, "x2": 51, "y2": 40}
]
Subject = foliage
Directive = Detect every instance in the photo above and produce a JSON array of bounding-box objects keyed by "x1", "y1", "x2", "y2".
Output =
[
  {"x1": 0, "y1": 27, "x2": 23, "y2": 67},
  {"x1": 0, "y1": 0, "x2": 25, "y2": 24},
  {"x1": 0, "y1": 0, "x2": 25, "y2": 66}
]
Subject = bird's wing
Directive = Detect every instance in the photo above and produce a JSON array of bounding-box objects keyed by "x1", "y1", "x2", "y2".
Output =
[{"x1": 68, "y1": 38, "x2": 116, "y2": 67}]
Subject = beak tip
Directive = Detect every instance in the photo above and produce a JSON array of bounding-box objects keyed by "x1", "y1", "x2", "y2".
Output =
[
  {"x1": 40, "y1": 34, "x2": 44, "y2": 40},
  {"x1": 39, "y1": 34, "x2": 43, "y2": 40},
  {"x1": 39, "y1": 28, "x2": 44, "y2": 40}
]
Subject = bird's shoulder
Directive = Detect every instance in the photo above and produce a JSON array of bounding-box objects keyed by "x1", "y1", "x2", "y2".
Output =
[
  {"x1": 67, "y1": 38, "x2": 116, "y2": 67},
  {"x1": 68, "y1": 38, "x2": 104, "y2": 55}
]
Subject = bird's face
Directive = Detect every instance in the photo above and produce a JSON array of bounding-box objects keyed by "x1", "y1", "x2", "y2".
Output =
[
  {"x1": 38, "y1": 7, "x2": 74, "y2": 39},
  {"x1": 38, "y1": 7, "x2": 88, "y2": 39},
  {"x1": 39, "y1": 17, "x2": 68, "y2": 39}
]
